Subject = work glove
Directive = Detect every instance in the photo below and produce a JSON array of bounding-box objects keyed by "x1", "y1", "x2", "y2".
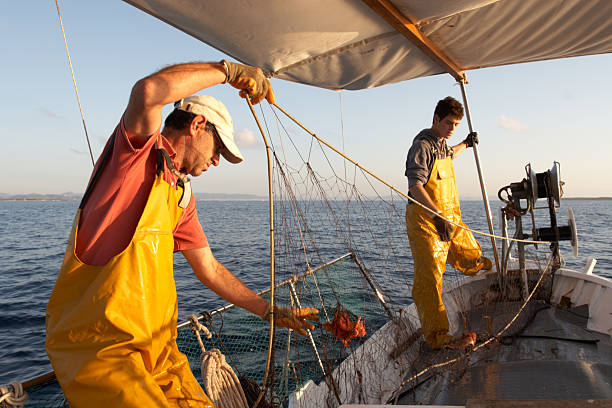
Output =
[
  {"x1": 261, "y1": 304, "x2": 319, "y2": 336},
  {"x1": 222, "y1": 60, "x2": 275, "y2": 105},
  {"x1": 462, "y1": 131, "x2": 479, "y2": 148},
  {"x1": 433, "y1": 213, "x2": 454, "y2": 242}
]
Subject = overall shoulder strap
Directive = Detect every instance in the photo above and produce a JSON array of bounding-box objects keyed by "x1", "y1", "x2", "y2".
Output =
[{"x1": 154, "y1": 141, "x2": 192, "y2": 209}]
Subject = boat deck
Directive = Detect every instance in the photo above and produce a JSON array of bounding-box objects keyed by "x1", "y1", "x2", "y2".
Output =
[{"x1": 398, "y1": 302, "x2": 612, "y2": 405}]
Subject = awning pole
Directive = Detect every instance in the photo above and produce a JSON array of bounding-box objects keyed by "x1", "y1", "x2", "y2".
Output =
[
  {"x1": 458, "y1": 80, "x2": 502, "y2": 279},
  {"x1": 246, "y1": 98, "x2": 275, "y2": 408}
]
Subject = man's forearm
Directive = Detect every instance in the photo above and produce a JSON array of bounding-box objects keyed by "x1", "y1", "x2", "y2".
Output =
[
  {"x1": 137, "y1": 62, "x2": 227, "y2": 109},
  {"x1": 451, "y1": 141, "x2": 467, "y2": 158},
  {"x1": 183, "y1": 247, "x2": 268, "y2": 317},
  {"x1": 207, "y1": 262, "x2": 268, "y2": 317},
  {"x1": 124, "y1": 62, "x2": 227, "y2": 139}
]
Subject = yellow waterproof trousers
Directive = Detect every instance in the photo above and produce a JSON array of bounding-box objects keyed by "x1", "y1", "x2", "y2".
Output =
[
  {"x1": 46, "y1": 170, "x2": 213, "y2": 407},
  {"x1": 405, "y1": 157, "x2": 485, "y2": 349}
]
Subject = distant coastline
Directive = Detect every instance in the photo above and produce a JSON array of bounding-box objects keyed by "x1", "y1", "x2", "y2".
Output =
[
  {"x1": 0, "y1": 193, "x2": 80, "y2": 202},
  {"x1": 195, "y1": 192, "x2": 266, "y2": 201},
  {"x1": 563, "y1": 197, "x2": 612, "y2": 201},
  {"x1": 1, "y1": 194, "x2": 609, "y2": 202},
  {"x1": 461, "y1": 197, "x2": 612, "y2": 201},
  {"x1": 0, "y1": 192, "x2": 267, "y2": 202}
]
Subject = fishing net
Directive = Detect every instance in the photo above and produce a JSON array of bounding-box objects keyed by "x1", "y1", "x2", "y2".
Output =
[{"x1": 21, "y1": 101, "x2": 568, "y2": 407}]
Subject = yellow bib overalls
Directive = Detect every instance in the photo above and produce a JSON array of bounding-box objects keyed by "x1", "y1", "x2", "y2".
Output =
[
  {"x1": 405, "y1": 156, "x2": 486, "y2": 349},
  {"x1": 46, "y1": 139, "x2": 214, "y2": 407}
]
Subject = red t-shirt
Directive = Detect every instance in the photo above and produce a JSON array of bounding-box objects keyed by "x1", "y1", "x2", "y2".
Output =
[{"x1": 76, "y1": 119, "x2": 208, "y2": 266}]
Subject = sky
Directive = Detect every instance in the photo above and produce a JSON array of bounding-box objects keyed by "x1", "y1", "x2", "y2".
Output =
[{"x1": 2, "y1": 1, "x2": 611, "y2": 200}]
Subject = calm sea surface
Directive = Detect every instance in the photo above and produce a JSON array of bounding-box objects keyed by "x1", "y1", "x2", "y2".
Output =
[{"x1": 0, "y1": 199, "x2": 610, "y2": 385}]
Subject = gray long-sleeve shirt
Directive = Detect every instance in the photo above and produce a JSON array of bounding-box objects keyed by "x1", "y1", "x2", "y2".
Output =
[{"x1": 405, "y1": 128, "x2": 454, "y2": 187}]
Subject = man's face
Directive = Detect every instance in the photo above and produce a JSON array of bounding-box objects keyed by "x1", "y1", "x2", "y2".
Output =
[
  {"x1": 432, "y1": 114, "x2": 461, "y2": 140},
  {"x1": 181, "y1": 125, "x2": 222, "y2": 177}
]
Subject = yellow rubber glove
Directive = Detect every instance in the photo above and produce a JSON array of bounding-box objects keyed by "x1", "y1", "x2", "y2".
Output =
[
  {"x1": 261, "y1": 305, "x2": 319, "y2": 336},
  {"x1": 222, "y1": 60, "x2": 275, "y2": 104}
]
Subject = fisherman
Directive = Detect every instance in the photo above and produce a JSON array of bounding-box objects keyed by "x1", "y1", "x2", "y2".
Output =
[
  {"x1": 45, "y1": 61, "x2": 319, "y2": 407},
  {"x1": 405, "y1": 96, "x2": 492, "y2": 350}
]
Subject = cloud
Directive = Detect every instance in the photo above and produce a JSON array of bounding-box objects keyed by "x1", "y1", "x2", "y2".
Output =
[
  {"x1": 69, "y1": 147, "x2": 89, "y2": 155},
  {"x1": 235, "y1": 128, "x2": 260, "y2": 148},
  {"x1": 497, "y1": 115, "x2": 528, "y2": 132},
  {"x1": 40, "y1": 107, "x2": 61, "y2": 119}
]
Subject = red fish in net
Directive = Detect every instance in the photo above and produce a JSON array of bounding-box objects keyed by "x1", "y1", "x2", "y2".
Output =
[
  {"x1": 322, "y1": 304, "x2": 366, "y2": 347},
  {"x1": 446, "y1": 332, "x2": 477, "y2": 350}
]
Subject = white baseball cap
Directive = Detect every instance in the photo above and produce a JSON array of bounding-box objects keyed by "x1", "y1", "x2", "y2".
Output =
[{"x1": 174, "y1": 95, "x2": 243, "y2": 164}]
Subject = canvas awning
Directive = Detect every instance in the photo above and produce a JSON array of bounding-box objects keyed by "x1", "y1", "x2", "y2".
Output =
[{"x1": 124, "y1": 0, "x2": 612, "y2": 89}]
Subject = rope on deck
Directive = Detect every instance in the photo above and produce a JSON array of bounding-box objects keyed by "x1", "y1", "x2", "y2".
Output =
[
  {"x1": 189, "y1": 315, "x2": 248, "y2": 408},
  {"x1": 0, "y1": 382, "x2": 28, "y2": 407}
]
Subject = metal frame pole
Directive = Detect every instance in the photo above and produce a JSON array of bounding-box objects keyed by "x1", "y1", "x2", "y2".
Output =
[
  {"x1": 458, "y1": 80, "x2": 501, "y2": 279},
  {"x1": 246, "y1": 98, "x2": 275, "y2": 408},
  {"x1": 513, "y1": 196, "x2": 529, "y2": 299},
  {"x1": 177, "y1": 253, "x2": 353, "y2": 330},
  {"x1": 350, "y1": 252, "x2": 394, "y2": 320}
]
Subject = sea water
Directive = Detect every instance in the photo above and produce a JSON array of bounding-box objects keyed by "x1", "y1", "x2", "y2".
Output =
[{"x1": 0, "y1": 199, "x2": 610, "y2": 385}]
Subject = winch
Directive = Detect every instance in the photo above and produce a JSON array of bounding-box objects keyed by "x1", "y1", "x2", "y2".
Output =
[{"x1": 497, "y1": 162, "x2": 578, "y2": 299}]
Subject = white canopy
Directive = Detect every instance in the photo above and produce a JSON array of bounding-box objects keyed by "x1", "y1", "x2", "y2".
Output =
[{"x1": 125, "y1": 0, "x2": 612, "y2": 90}]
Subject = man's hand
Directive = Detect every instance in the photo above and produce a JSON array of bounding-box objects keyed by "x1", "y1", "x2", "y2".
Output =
[
  {"x1": 262, "y1": 305, "x2": 319, "y2": 336},
  {"x1": 433, "y1": 213, "x2": 454, "y2": 242},
  {"x1": 222, "y1": 60, "x2": 275, "y2": 104},
  {"x1": 462, "y1": 132, "x2": 479, "y2": 148}
]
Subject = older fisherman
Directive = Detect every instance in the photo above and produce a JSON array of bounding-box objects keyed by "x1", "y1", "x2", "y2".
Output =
[
  {"x1": 46, "y1": 61, "x2": 318, "y2": 407},
  {"x1": 405, "y1": 96, "x2": 492, "y2": 349}
]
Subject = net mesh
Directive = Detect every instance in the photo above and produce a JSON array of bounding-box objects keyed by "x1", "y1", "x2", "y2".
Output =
[
  {"x1": 23, "y1": 256, "x2": 388, "y2": 407},
  {"x1": 21, "y1": 102, "x2": 561, "y2": 407}
]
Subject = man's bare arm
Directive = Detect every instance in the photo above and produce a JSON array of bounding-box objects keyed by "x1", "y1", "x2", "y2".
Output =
[
  {"x1": 182, "y1": 246, "x2": 269, "y2": 317},
  {"x1": 124, "y1": 62, "x2": 227, "y2": 146},
  {"x1": 451, "y1": 141, "x2": 468, "y2": 158},
  {"x1": 452, "y1": 132, "x2": 478, "y2": 158}
]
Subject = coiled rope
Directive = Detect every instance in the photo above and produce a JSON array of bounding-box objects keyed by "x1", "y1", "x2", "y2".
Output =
[
  {"x1": 189, "y1": 315, "x2": 248, "y2": 408},
  {"x1": 0, "y1": 382, "x2": 28, "y2": 407}
]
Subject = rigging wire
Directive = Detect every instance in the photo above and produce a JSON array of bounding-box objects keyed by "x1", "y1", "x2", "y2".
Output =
[
  {"x1": 265, "y1": 103, "x2": 334, "y2": 321},
  {"x1": 55, "y1": 0, "x2": 95, "y2": 167},
  {"x1": 269, "y1": 136, "x2": 327, "y2": 321},
  {"x1": 269, "y1": 102, "x2": 403, "y2": 314},
  {"x1": 339, "y1": 91, "x2": 349, "y2": 203}
]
